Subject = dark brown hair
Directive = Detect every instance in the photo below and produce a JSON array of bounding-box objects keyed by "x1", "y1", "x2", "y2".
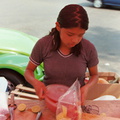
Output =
[{"x1": 49, "y1": 4, "x2": 89, "y2": 56}]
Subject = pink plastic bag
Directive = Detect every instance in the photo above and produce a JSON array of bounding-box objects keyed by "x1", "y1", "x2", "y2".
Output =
[{"x1": 56, "y1": 80, "x2": 82, "y2": 120}]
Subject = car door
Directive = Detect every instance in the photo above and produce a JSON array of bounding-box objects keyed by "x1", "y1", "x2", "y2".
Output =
[{"x1": 104, "y1": 0, "x2": 120, "y2": 5}]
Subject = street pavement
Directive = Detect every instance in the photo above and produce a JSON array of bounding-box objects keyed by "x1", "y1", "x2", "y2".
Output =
[{"x1": 0, "y1": 0, "x2": 120, "y2": 75}]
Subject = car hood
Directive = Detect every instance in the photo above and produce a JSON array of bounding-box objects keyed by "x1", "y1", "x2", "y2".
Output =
[{"x1": 0, "y1": 28, "x2": 39, "y2": 56}]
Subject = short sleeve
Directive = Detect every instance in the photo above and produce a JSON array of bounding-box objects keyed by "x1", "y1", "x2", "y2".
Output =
[
  {"x1": 87, "y1": 44, "x2": 99, "y2": 68},
  {"x1": 81, "y1": 39, "x2": 99, "y2": 68},
  {"x1": 30, "y1": 35, "x2": 53, "y2": 66},
  {"x1": 30, "y1": 39, "x2": 44, "y2": 65}
]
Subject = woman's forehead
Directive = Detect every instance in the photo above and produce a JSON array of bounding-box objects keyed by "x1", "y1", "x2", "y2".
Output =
[{"x1": 63, "y1": 27, "x2": 86, "y2": 34}]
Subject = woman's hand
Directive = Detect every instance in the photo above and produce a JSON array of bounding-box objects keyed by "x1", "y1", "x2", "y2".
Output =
[
  {"x1": 33, "y1": 79, "x2": 47, "y2": 100},
  {"x1": 80, "y1": 65, "x2": 98, "y2": 105},
  {"x1": 24, "y1": 61, "x2": 47, "y2": 100},
  {"x1": 80, "y1": 85, "x2": 89, "y2": 106}
]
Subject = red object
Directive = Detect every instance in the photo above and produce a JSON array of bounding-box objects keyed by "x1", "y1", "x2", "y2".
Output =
[{"x1": 45, "y1": 84, "x2": 69, "y2": 113}]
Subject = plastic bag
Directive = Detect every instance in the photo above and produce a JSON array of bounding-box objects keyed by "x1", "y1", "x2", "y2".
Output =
[
  {"x1": 0, "y1": 92, "x2": 9, "y2": 120},
  {"x1": 0, "y1": 77, "x2": 9, "y2": 120},
  {"x1": 56, "y1": 80, "x2": 82, "y2": 120}
]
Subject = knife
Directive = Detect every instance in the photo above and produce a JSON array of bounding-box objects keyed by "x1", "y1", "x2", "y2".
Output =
[
  {"x1": 8, "y1": 94, "x2": 17, "y2": 120},
  {"x1": 35, "y1": 111, "x2": 42, "y2": 120}
]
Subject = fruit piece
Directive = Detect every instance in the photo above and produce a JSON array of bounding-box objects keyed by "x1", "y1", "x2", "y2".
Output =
[
  {"x1": 100, "y1": 113, "x2": 106, "y2": 116},
  {"x1": 31, "y1": 105, "x2": 41, "y2": 113},
  {"x1": 98, "y1": 78, "x2": 109, "y2": 84},
  {"x1": 56, "y1": 112, "x2": 64, "y2": 120},
  {"x1": 56, "y1": 105, "x2": 68, "y2": 120},
  {"x1": 17, "y1": 103, "x2": 27, "y2": 112},
  {"x1": 62, "y1": 105, "x2": 67, "y2": 117},
  {"x1": 117, "y1": 96, "x2": 120, "y2": 99},
  {"x1": 66, "y1": 105, "x2": 80, "y2": 119}
]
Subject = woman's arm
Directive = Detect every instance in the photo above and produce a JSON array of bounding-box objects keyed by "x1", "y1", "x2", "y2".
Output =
[
  {"x1": 24, "y1": 61, "x2": 46, "y2": 99},
  {"x1": 86, "y1": 65, "x2": 98, "y2": 87},
  {"x1": 80, "y1": 65, "x2": 98, "y2": 105}
]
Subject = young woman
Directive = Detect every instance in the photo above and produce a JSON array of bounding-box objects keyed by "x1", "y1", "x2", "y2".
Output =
[{"x1": 24, "y1": 4, "x2": 99, "y2": 105}]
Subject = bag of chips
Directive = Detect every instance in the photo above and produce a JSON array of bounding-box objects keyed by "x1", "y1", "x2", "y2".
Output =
[{"x1": 56, "y1": 80, "x2": 82, "y2": 120}]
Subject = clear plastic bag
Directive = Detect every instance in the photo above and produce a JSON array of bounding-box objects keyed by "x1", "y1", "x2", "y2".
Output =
[
  {"x1": 0, "y1": 77, "x2": 9, "y2": 120},
  {"x1": 56, "y1": 80, "x2": 82, "y2": 120},
  {"x1": 0, "y1": 92, "x2": 9, "y2": 120}
]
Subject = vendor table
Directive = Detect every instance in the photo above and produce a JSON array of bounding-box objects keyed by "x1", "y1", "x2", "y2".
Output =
[{"x1": 7, "y1": 99, "x2": 120, "y2": 120}]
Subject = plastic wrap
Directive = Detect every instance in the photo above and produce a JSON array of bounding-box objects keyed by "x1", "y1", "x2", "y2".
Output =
[
  {"x1": 0, "y1": 77, "x2": 9, "y2": 120},
  {"x1": 56, "y1": 80, "x2": 82, "y2": 120},
  {"x1": 0, "y1": 92, "x2": 9, "y2": 120}
]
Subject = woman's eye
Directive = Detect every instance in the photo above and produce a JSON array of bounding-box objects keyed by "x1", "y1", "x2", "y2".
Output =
[
  {"x1": 67, "y1": 34, "x2": 73, "y2": 36},
  {"x1": 78, "y1": 34, "x2": 84, "y2": 37}
]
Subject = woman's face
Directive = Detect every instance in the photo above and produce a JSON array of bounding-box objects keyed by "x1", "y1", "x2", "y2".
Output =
[{"x1": 56, "y1": 23, "x2": 86, "y2": 49}]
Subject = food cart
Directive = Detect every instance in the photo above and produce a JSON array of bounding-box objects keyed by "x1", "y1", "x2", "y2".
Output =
[{"x1": 1, "y1": 72, "x2": 120, "y2": 120}]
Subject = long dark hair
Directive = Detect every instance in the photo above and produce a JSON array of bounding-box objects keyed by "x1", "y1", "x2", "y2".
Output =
[{"x1": 49, "y1": 4, "x2": 89, "y2": 56}]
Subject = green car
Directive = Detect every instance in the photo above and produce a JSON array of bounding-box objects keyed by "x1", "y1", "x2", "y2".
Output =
[{"x1": 0, "y1": 28, "x2": 44, "y2": 91}]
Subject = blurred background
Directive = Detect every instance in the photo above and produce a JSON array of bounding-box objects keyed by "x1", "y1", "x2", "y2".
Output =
[{"x1": 0, "y1": 0, "x2": 120, "y2": 75}]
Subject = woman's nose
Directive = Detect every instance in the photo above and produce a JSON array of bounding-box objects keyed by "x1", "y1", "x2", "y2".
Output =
[{"x1": 71, "y1": 36, "x2": 79, "y2": 42}]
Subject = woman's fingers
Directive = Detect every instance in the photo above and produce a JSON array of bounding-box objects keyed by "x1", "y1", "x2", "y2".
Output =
[{"x1": 39, "y1": 88, "x2": 45, "y2": 99}]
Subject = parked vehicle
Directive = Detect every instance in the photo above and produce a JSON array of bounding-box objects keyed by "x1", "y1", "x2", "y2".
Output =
[
  {"x1": 0, "y1": 28, "x2": 44, "y2": 92},
  {"x1": 87, "y1": 0, "x2": 120, "y2": 8}
]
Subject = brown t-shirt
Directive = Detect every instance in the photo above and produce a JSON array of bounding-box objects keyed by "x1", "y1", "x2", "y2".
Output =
[{"x1": 30, "y1": 35, "x2": 99, "y2": 87}]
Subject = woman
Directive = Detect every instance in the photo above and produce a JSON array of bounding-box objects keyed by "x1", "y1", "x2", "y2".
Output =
[{"x1": 24, "y1": 4, "x2": 99, "y2": 105}]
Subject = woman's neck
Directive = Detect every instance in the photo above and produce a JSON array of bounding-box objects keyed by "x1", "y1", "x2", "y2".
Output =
[{"x1": 59, "y1": 47, "x2": 71, "y2": 55}]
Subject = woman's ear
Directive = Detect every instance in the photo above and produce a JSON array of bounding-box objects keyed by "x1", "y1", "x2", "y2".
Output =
[{"x1": 55, "y1": 22, "x2": 61, "y2": 32}]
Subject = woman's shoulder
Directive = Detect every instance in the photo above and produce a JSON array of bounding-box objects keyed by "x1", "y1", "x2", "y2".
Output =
[
  {"x1": 37, "y1": 35, "x2": 53, "y2": 44},
  {"x1": 33, "y1": 35, "x2": 53, "y2": 52},
  {"x1": 81, "y1": 38, "x2": 95, "y2": 49},
  {"x1": 82, "y1": 38, "x2": 93, "y2": 45}
]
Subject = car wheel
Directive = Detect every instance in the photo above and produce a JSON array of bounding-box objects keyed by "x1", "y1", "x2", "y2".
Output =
[
  {"x1": 0, "y1": 69, "x2": 27, "y2": 93},
  {"x1": 93, "y1": 0, "x2": 103, "y2": 8}
]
